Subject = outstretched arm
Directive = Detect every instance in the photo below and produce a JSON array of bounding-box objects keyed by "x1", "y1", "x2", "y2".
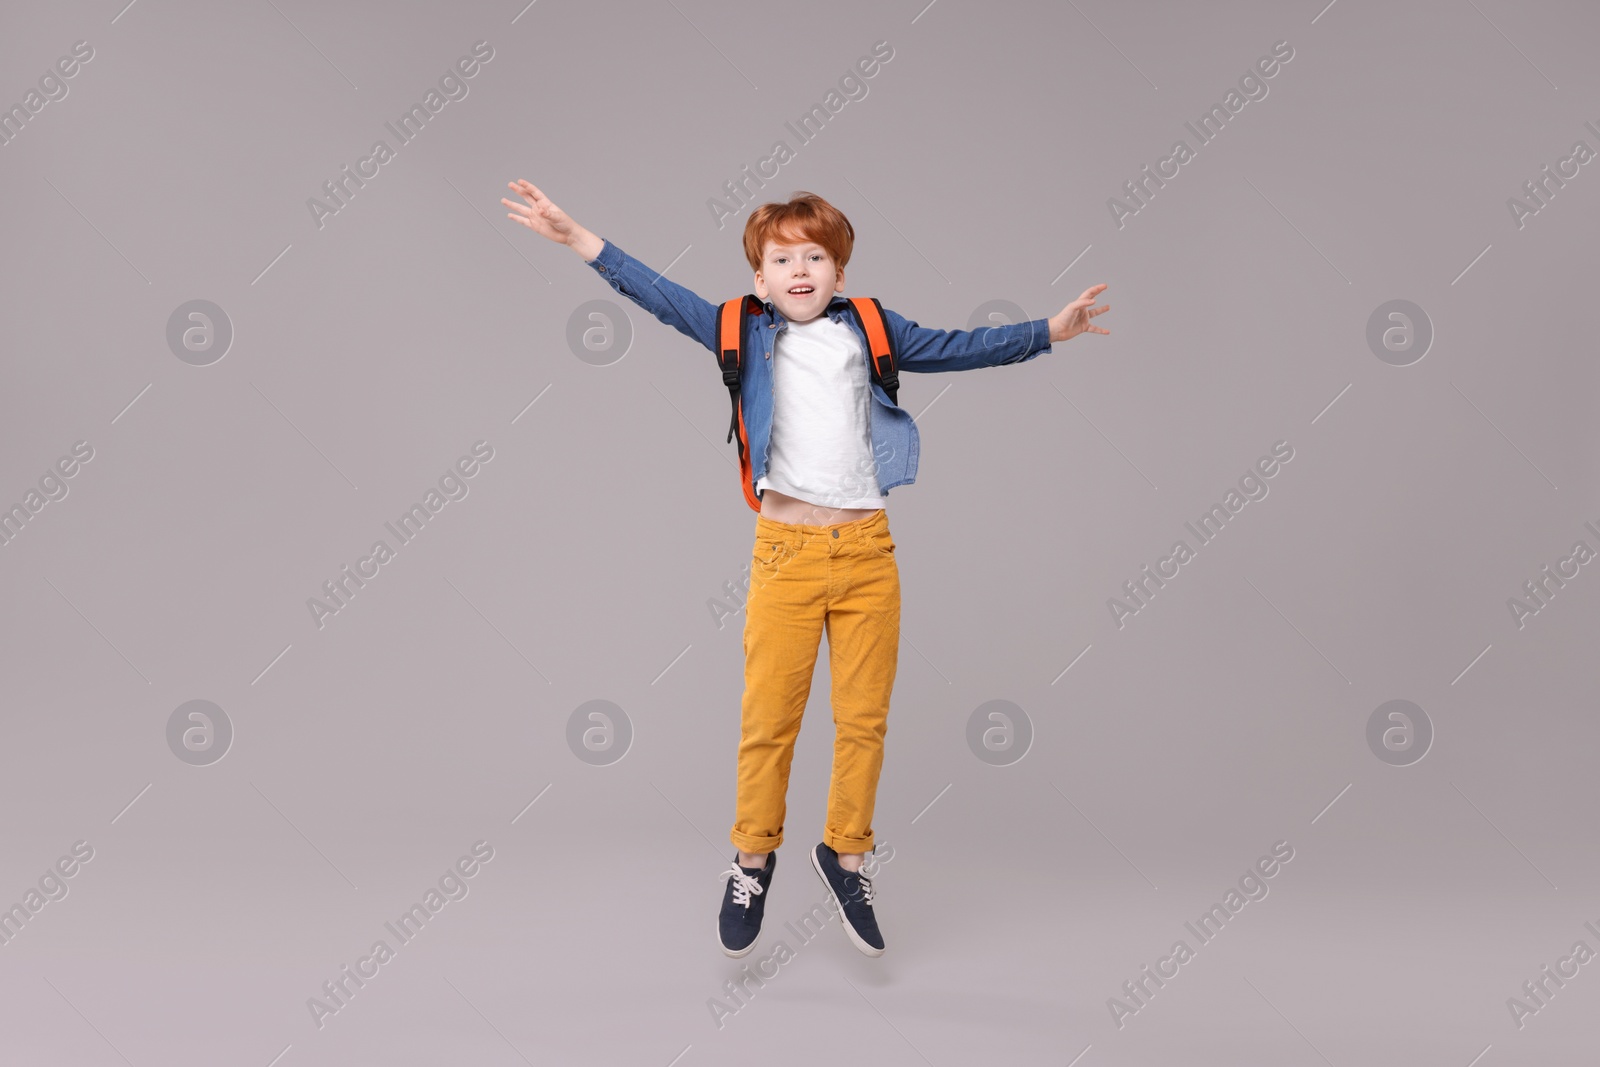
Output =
[
  {"x1": 503, "y1": 179, "x2": 719, "y2": 352},
  {"x1": 890, "y1": 282, "x2": 1110, "y2": 374}
]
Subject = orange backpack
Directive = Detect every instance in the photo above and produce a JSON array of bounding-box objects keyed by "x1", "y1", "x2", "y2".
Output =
[{"x1": 715, "y1": 295, "x2": 901, "y2": 512}]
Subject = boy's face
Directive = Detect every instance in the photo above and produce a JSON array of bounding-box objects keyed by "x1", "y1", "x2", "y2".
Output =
[{"x1": 754, "y1": 237, "x2": 845, "y2": 324}]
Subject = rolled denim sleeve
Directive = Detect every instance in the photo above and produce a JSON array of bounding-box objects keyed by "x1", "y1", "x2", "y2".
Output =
[
  {"x1": 585, "y1": 238, "x2": 720, "y2": 353},
  {"x1": 884, "y1": 306, "x2": 1053, "y2": 373}
]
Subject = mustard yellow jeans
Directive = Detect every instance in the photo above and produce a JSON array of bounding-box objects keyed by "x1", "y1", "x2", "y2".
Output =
[{"x1": 732, "y1": 508, "x2": 901, "y2": 855}]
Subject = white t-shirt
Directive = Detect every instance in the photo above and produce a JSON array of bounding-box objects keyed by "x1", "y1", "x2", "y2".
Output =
[{"x1": 756, "y1": 313, "x2": 886, "y2": 510}]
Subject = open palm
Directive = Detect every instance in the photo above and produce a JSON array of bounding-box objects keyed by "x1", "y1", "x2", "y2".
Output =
[
  {"x1": 1049, "y1": 284, "x2": 1111, "y2": 343},
  {"x1": 502, "y1": 180, "x2": 579, "y2": 246}
]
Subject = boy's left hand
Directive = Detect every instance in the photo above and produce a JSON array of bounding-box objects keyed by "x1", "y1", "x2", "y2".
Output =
[{"x1": 1048, "y1": 284, "x2": 1111, "y2": 343}]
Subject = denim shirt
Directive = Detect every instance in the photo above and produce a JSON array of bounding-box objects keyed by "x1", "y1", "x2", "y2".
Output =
[{"x1": 585, "y1": 238, "x2": 1053, "y2": 504}]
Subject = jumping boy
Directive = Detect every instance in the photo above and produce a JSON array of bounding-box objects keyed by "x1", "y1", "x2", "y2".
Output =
[{"x1": 504, "y1": 179, "x2": 1109, "y2": 958}]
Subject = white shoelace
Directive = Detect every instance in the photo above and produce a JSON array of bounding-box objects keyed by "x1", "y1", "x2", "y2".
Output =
[
  {"x1": 720, "y1": 863, "x2": 765, "y2": 908},
  {"x1": 850, "y1": 871, "x2": 875, "y2": 907}
]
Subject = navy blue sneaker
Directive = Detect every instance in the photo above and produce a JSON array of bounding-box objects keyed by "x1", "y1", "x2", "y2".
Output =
[
  {"x1": 717, "y1": 851, "x2": 776, "y2": 957},
  {"x1": 810, "y1": 843, "x2": 885, "y2": 957}
]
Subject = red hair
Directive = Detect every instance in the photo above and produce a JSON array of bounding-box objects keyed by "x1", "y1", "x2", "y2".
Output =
[{"x1": 742, "y1": 191, "x2": 855, "y2": 273}]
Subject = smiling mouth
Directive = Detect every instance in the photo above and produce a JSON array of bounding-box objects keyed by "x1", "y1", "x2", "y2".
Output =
[{"x1": 787, "y1": 286, "x2": 814, "y2": 296}]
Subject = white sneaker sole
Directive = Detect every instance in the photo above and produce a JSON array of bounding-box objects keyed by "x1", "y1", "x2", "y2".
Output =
[
  {"x1": 718, "y1": 925, "x2": 760, "y2": 958},
  {"x1": 810, "y1": 846, "x2": 886, "y2": 958}
]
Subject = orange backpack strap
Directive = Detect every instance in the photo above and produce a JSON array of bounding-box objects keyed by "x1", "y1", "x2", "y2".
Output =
[
  {"x1": 715, "y1": 295, "x2": 765, "y2": 512},
  {"x1": 845, "y1": 296, "x2": 899, "y2": 405}
]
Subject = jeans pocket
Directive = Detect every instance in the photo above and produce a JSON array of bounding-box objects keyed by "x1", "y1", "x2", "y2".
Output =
[
  {"x1": 752, "y1": 539, "x2": 793, "y2": 575},
  {"x1": 867, "y1": 531, "x2": 896, "y2": 559}
]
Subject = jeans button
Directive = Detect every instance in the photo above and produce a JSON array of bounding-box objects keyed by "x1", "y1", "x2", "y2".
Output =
[{"x1": 832, "y1": 529, "x2": 839, "y2": 538}]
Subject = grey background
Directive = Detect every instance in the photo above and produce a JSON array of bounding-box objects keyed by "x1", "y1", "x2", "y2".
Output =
[{"x1": 3, "y1": 0, "x2": 1598, "y2": 1063}]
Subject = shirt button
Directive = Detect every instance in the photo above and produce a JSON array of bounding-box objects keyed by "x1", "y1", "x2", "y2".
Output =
[{"x1": 768, "y1": 323, "x2": 776, "y2": 329}]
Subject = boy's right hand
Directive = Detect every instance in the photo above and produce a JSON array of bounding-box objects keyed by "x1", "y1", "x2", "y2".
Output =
[{"x1": 503, "y1": 180, "x2": 601, "y2": 260}]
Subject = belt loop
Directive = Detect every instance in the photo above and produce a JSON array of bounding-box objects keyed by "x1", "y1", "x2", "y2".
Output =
[{"x1": 855, "y1": 511, "x2": 876, "y2": 547}]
